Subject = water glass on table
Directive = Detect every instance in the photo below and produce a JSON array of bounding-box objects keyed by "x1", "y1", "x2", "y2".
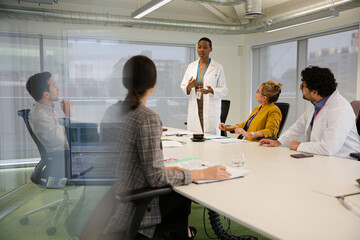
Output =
[{"x1": 231, "y1": 150, "x2": 246, "y2": 168}]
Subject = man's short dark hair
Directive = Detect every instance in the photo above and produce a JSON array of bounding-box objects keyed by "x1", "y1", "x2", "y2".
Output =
[
  {"x1": 198, "y1": 37, "x2": 212, "y2": 48},
  {"x1": 301, "y1": 66, "x2": 337, "y2": 97},
  {"x1": 26, "y1": 72, "x2": 52, "y2": 101}
]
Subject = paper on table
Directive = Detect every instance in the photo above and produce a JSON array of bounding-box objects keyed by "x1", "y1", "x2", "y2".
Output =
[
  {"x1": 162, "y1": 139, "x2": 185, "y2": 148},
  {"x1": 211, "y1": 138, "x2": 248, "y2": 144},
  {"x1": 164, "y1": 130, "x2": 192, "y2": 136},
  {"x1": 165, "y1": 158, "x2": 250, "y2": 184}
]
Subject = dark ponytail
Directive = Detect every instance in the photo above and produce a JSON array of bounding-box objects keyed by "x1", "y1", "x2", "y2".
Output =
[{"x1": 122, "y1": 55, "x2": 157, "y2": 112}]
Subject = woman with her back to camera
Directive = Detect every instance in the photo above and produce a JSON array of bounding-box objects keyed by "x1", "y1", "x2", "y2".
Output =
[{"x1": 99, "y1": 55, "x2": 230, "y2": 240}]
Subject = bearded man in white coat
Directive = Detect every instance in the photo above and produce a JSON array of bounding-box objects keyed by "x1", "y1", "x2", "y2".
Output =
[
  {"x1": 259, "y1": 66, "x2": 360, "y2": 158},
  {"x1": 180, "y1": 37, "x2": 228, "y2": 135}
]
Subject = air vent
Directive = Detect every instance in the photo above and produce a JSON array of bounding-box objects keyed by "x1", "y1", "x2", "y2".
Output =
[
  {"x1": 185, "y1": 0, "x2": 242, "y2": 6},
  {"x1": 244, "y1": 0, "x2": 265, "y2": 18},
  {"x1": 244, "y1": 12, "x2": 265, "y2": 18}
]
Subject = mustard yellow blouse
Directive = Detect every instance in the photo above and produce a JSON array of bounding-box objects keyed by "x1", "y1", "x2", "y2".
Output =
[{"x1": 237, "y1": 103, "x2": 282, "y2": 142}]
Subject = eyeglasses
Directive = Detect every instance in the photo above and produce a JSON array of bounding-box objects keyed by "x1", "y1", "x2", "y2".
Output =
[{"x1": 256, "y1": 89, "x2": 264, "y2": 96}]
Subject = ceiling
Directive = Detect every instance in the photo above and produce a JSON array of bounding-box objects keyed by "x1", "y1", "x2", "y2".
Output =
[{"x1": 1, "y1": 0, "x2": 360, "y2": 34}]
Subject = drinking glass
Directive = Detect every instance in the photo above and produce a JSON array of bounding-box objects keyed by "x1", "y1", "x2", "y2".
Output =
[{"x1": 231, "y1": 150, "x2": 246, "y2": 168}]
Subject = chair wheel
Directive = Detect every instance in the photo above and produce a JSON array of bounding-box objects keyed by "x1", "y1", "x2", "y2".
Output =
[
  {"x1": 19, "y1": 217, "x2": 29, "y2": 225},
  {"x1": 49, "y1": 206, "x2": 57, "y2": 211},
  {"x1": 47, "y1": 227, "x2": 56, "y2": 235}
]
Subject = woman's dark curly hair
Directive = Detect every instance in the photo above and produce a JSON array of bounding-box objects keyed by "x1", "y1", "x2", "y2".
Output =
[{"x1": 301, "y1": 66, "x2": 337, "y2": 97}]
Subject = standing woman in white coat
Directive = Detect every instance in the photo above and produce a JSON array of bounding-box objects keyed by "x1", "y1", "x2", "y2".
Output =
[{"x1": 180, "y1": 37, "x2": 228, "y2": 135}]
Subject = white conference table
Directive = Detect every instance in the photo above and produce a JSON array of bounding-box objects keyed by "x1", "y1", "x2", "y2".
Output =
[{"x1": 162, "y1": 129, "x2": 360, "y2": 240}]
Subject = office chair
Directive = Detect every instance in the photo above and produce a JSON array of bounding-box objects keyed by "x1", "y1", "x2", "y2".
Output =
[
  {"x1": 80, "y1": 186, "x2": 172, "y2": 240},
  {"x1": 118, "y1": 187, "x2": 174, "y2": 239},
  {"x1": 220, "y1": 100, "x2": 231, "y2": 137},
  {"x1": 273, "y1": 102, "x2": 290, "y2": 138},
  {"x1": 17, "y1": 109, "x2": 76, "y2": 235},
  {"x1": 349, "y1": 104, "x2": 360, "y2": 161}
]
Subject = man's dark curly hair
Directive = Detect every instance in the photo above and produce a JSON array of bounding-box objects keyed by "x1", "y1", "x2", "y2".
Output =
[{"x1": 301, "y1": 66, "x2": 337, "y2": 97}]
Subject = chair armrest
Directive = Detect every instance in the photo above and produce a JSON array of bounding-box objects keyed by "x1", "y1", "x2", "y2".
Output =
[
  {"x1": 350, "y1": 152, "x2": 360, "y2": 161},
  {"x1": 114, "y1": 186, "x2": 173, "y2": 239},
  {"x1": 115, "y1": 187, "x2": 172, "y2": 202}
]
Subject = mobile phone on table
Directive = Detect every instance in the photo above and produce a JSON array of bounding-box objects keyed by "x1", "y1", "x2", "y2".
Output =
[{"x1": 290, "y1": 154, "x2": 314, "y2": 158}]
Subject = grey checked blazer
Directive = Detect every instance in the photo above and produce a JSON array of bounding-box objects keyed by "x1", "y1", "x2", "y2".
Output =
[{"x1": 101, "y1": 101, "x2": 191, "y2": 238}]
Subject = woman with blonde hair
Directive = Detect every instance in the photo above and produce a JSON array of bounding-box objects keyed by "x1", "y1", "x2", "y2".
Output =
[{"x1": 219, "y1": 80, "x2": 283, "y2": 141}]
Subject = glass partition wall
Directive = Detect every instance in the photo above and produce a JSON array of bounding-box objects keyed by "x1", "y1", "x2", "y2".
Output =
[{"x1": 0, "y1": 33, "x2": 194, "y2": 198}]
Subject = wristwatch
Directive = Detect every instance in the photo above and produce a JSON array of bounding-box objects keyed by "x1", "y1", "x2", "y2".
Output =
[{"x1": 251, "y1": 132, "x2": 255, "y2": 138}]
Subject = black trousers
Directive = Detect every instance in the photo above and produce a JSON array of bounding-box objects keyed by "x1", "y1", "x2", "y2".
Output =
[{"x1": 137, "y1": 192, "x2": 192, "y2": 240}]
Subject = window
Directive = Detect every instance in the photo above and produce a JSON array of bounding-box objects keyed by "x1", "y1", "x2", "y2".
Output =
[
  {"x1": 43, "y1": 38, "x2": 194, "y2": 127},
  {"x1": 0, "y1": 35, "x2": 41, "y2": 197},
  {"x1": 307, "y1": 30, "x2": 359, "y2": 102},
  {"x1": 0, "y1": 35, "x2": 41, "y2": 161},
  {"x1": 252, "y1": 28, "x2": 359, "y2": 134},
  {"x1": 252, "y1": 42, "x2": 297, "y2": 132}
]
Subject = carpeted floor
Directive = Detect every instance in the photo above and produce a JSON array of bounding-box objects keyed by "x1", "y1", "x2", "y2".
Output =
[
  {"x1": 189, "y1": 203, "x2": 271, "y2": 240},
  {"x1": 0, "y1": 184, "x2": 271, "y2": 240}
]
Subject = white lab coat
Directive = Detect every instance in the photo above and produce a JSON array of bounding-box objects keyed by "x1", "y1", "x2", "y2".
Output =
[
  {"x1": 278, "y1": 90, "x2": 360, "y2": 158},
  {"x1": 180, "y1": 59, "x2": 228, "y2": 135}
]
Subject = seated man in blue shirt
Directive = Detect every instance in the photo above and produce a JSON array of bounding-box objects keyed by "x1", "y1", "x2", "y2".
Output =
[{"x1": 259, "y1": 66, "x2": 360, "y2": 158}]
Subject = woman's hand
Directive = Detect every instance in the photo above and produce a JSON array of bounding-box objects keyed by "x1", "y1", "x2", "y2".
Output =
[
  {"x1": 191, "y1": 166, "x2": 231, "y2": 182},
  {"x1": 200, "y1": 86, "x2": 213, "y2": 95},
  {"x1": 235, "y1": 127, "x2": 251, "y2": 138},
  {"x1": 218, "y1": 123, "x2": 228, "y2": 131},
  {"x1": 259, "y1": 139, "x2": 281, "y2": 147},
  {"x1": 186, "y1": 77, "x2": 197, "y2": 94}
]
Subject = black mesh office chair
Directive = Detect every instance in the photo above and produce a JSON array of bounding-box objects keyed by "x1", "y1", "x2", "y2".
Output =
[
  {"x1": 18, "y1": 109, "x2": 74, "y2": 235},
  {"x1": 221, "y1": 100, "x2": 231, "y2": 137}
]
